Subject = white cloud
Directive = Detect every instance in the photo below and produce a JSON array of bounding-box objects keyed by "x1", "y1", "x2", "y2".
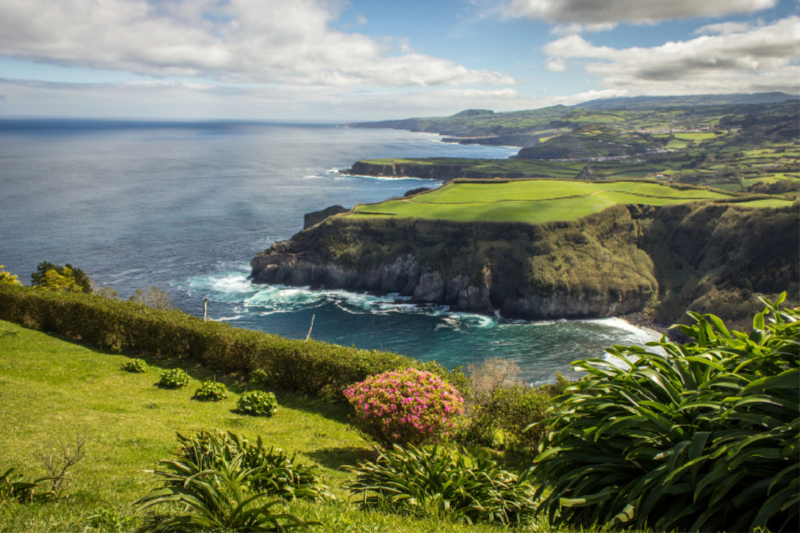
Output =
[
  {"x1": 506, "y1": 0, "x2": 779, "y2": 24},
  {"x1": 546, "y1": 59, "x2": 566, "y2": 72},
  {"x1": 542, "y1": 16, "x2": 800, "y2": 94},
  {"x1": 0, "y1": 0, "x2": 515, "y2": 88}
]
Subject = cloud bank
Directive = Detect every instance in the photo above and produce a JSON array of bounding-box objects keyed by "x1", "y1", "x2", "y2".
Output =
[
  {"x1": 0, "y1": 0, "x2": 514, "y2": 87},
  {"x1": 543, "y1": 16, "x2": 800, "y2": 94},
  {"x1": 506, "y1": 0, "x2": 779, "y2": 24}
]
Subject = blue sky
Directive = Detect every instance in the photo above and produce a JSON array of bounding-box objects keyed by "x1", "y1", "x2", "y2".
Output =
[{"x1": 0, "y1": 0, "x2": 797, "y2": 120}]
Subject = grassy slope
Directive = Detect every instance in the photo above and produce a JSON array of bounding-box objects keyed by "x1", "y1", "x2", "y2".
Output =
[
  {"x1": 351, "y1": 179, "x2": 736, "y2": 224},
  {"x1": 1, "y1": 320, "x2": 611, "y2": 533}
]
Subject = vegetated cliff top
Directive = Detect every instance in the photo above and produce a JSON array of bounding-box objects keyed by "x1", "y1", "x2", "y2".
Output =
[{"x1": 348, "y1": 178, "x2": 787, "y2": 225}]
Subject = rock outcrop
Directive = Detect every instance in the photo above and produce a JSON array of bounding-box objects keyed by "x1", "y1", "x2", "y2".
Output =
[{"x1": 251, "y1": 202, "x2": 798, "y2": 322}]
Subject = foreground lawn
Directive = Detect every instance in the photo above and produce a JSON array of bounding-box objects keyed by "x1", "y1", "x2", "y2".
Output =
[
  {"x1": 0, "y1": 320, "x2": 553, "y2": 533},
  {"x1": 351, "y1": 179, "x2": 736, "y2": 223}
]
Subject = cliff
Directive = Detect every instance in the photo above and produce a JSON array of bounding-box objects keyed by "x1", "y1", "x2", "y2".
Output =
[{"x1": 251, "y1": 202, "x2": 799, "y2": 323}]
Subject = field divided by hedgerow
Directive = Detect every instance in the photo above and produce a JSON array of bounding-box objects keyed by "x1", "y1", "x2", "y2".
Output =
[{"x1": 350, "y1": 179, "x2": 755, "y2": 224}]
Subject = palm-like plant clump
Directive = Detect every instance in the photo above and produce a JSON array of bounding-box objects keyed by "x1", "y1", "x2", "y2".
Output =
[
  {"x1": 532, "y1": 293, "x2": 799, "y2": 532},
  {"x1": 134, "y1": 454, "x2": 316, "y2": 532},
  {"x1": 344, "y1": 444, "x2": 536, "y2": 525}
]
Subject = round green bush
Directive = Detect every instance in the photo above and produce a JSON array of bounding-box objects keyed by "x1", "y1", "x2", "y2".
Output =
[
  {"x1": 236, "y1": 391, "x2": 278, "y2": 417},
  {"x1": 193, "y1": 380, "x2": 228, "y2": 402},
  {"x1": 159, "y1": 368, "x2": 189, "y2": 389},
  {"x1": 121, "y1": 358, "x2": 148, "y2": 373}
]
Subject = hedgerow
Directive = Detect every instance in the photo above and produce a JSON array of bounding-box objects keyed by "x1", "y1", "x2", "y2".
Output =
[{"x1": 0, "y1": 285, "x2": 466, "y2": 398}]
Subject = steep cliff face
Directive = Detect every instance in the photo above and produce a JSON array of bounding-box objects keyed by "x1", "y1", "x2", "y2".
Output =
[
  {"x1": 252, "y1": 201, "x2": 799, "y2": 322},
  {"x1": 251, "y1": 205, "x2": 658, "y2": 318}
]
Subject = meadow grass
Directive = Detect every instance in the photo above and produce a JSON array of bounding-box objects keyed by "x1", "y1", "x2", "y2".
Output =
[
  {"x1": 351, "y1": 179, "x2": 735, "y2": 223},
  {"x1": 0, "y1": 319, "x2": 587, "y2": 533},
  {"x1": 672, "y1": 132, "x2": 717, "y2": 141}
]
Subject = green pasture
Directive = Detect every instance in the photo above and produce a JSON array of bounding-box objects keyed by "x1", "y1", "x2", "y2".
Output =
[
  {"x1": 672, "y1": 132, "x2": 718, "y2": 141},
  {"x1": 351, "y1": 179, "x2": 735, "y2": 224},
  {"x1": 735, "y1": 198, "x2": 796, "y2": 208}
]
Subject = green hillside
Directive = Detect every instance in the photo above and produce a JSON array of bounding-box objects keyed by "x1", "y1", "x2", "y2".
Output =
[{"x1": 349, "y1": 179, "x2": 763, "y2": 224}]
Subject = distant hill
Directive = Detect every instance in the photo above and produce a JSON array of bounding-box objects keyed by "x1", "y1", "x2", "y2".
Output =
[
  {"x1": 574, "y1": 92, "x2": 798, "y2": 110},
  {"x1": 345, "y1": 94, "x2": 798, "y2": 148}
]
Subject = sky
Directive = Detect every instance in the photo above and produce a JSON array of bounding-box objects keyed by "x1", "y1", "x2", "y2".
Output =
[{"x1": 0, "y1": 0, "x2": 798, "y2": 121}]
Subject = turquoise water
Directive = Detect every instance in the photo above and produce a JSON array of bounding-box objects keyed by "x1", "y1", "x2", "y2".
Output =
[{"x1": 0, "y1": 120, "x2": 659, "y2": 384}]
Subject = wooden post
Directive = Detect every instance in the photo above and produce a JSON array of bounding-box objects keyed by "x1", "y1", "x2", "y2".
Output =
[
  {"x1": 203, "y1": 298, "x2": 208, "y2": 322},
  {"x1": 305, "y1": 314, "x2": 315, "y2": 341}
]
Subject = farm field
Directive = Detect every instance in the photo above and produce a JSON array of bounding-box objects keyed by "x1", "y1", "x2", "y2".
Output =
[{"x1": 350, "y1": 179, "x2": 737, "y2": 224}]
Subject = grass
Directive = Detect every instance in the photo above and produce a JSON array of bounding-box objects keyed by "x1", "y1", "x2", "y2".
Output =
[
  {"x1": 672, "y1": 132, "x2": 717, "y2": 141},
  {"x1": 350, "y1": 179, "x2": 734, "y2": 224},
  {"x1": 0, "y1": 320, "x2": 596, "y2": 533}
]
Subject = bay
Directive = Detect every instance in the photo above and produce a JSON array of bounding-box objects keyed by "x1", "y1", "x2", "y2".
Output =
[{"x1": 0, "y1": 119, "x2": 658, "y2": 384}]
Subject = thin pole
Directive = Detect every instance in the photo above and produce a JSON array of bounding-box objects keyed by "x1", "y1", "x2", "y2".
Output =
[
  {"x1": 203, "y1": 298, "x2": 208, "y2": 322},
  {"x1": 305, "y1": 314, "x2": 315, "y2": 341}
]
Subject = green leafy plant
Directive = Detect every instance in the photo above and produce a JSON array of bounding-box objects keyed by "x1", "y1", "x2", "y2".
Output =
[
  {"x1": 193, "y1": 380, "x2": 227, "y2": 402},
  {"x1": 532, "y1": 293, "x2": 799, "y2": 532},
  {"x1": 159, "y1": 369, "x2": 189, "y2": 389},
  {"x1": 344, "y1": 444, "x2": 536, "y2": 525},
  {"x1": 134, "y1": 454, "x2": 316, "y2": 532},
  {"x1": 0, "y1": 467, "x2": 57, "y2": 505},
  {"x1": 122, "y1": 359, "x2": 148, "y2": 373},
  {"x1": 344, "y1": 368, "x2": 464, "y2": 448},
  {"x1": 236, "y1": 391, "x2": 278, "y2": 417},
  {"x1": 177, "y1": 430, "x2": 332, "y2": 501}
]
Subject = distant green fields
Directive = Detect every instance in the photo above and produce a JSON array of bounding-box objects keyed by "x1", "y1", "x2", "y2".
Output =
[
  {"x1": 350, "y1": 179, "x2": 736, "y2": 224},
  {"x1": 673, "y1": 132, "x2": 718, "y2": 141}
]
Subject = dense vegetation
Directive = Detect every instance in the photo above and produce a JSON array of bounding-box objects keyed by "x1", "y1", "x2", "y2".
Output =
[{"x1": 533, "y1": 295, "x2": 799, "y2": 532}]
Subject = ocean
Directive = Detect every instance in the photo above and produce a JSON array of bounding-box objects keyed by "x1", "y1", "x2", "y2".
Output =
[{"x1": 0, "y1": 119, "x2": 659, "y2": 384}]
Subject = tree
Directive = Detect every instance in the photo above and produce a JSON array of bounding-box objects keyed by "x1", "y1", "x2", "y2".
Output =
[
  {"x1": 31, "y1": 262, "x2": 92, "y2": 293},
  {"x1": 0, "y1": 265, "x2": 21, "y2": 286}
]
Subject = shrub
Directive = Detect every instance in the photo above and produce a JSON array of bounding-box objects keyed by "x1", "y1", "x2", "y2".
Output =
[
  {"x1": 134, "y1": 453, "x2": 316, "y2": 532},
  {"x1": 128, "y1": 286, "x2": 171, "y2": 310},
  {"x1": 177, "y1": 430, "x2": 332, "y2": 501},
  {"x1": 193, "y1": 380, "x2": 227, "y2": 402},
  {"x1": 0, "y1": 285, "x2": 466, "y2": 400},
  {"x1": 159, "y1": 368, "x2": 189, "y2": 389},
  {"x1": 0, "y1": 266, "x2": 20, "y2": 286},
  {"x1": 236, "y1": 391, "x2": 278, "y2": 417},
  {"x1": 344, "y1": 368, "x2": 464, "y2": 448},
  {"x1": 532, "y1": 294, "x2": 799, "y2": 532},
  {"x1": 344, "y1": 445, "x2": 536, "y2": 525},
  {"x1": 121, "y1": 358, "x2": 147, "y2": 373}
]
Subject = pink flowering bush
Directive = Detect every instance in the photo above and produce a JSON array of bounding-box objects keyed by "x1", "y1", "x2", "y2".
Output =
[{"x1": 344, "y1": 368, "x2": 464, "y2": 448}]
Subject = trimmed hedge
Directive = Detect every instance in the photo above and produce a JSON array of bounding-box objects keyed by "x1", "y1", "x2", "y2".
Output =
[{"x1": 0, "y1": 286, "x2": 467, "y2": 397}]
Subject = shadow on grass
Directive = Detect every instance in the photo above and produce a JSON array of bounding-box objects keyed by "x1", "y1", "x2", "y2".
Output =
[{"x1": 305, "y1": 446, "x2": 378, "y2": 471}]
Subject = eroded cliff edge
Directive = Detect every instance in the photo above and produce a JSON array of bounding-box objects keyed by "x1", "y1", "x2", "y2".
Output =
[{"x1": 250, "y1": 202, "x2": 799, "y2": 324}]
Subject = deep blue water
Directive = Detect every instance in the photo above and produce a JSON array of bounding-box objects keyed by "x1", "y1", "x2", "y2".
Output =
[{"x1": 0, "y1": 120, "x2": 658, "y2": 384}]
